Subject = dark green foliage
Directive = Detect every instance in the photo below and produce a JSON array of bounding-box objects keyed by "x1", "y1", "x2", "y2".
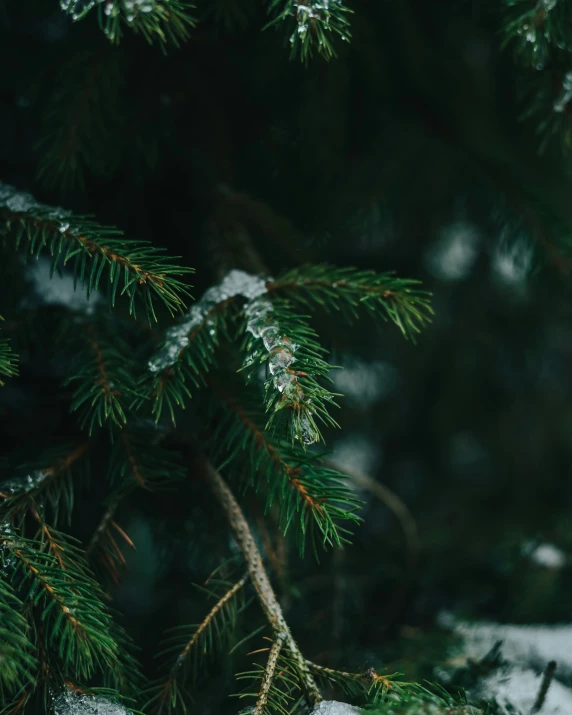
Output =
[
  {"x1": 0, "y1": 525, "x2": 140, "y2": 692},
  {"x1": 0, "y1": 575, "x2": 37, "y2": 702},
  {"x1": 64, "y1": 317, "x2": 140, "y2": 434},
  {"x1": 5, "y1": 0, "x2": 572, "y2": 713},
  {"x1": 35, "y1": 48, "x2": 127, "y2": 191},
  {"x1": 209, "y1": 385, "x2": 361, "y2": 555},
  {"x1": 0, "y1": 340, "x2": 18, "y2": 388},
  {"x1": 143, "y1": 574, "x2": 249, "y2": 714},
  {"x1": 0, "y1": 443, "x2": 91, "y2": 527},
  {"x1": 271, "y1": 266, "x2": 433, "y2": 342},
  {"x1": 0, "y1": 183, "x2": 193, "y2": 322}
]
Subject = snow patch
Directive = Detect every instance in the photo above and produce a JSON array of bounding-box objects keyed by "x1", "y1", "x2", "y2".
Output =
[
  {"x1": 311, "y1": 701, "x2": 363, "y2": 715},
  {"x1": 53, "y1": 688, "x2": 131, "y2": 715},
  {"x1": 527, "y1": 542, "x2": 566, "y2": 569},
  {"x1": 477, "y1": 667, "x2": 572, "y2": 715},
  {"x1": 25, "y1": 256, "x2": 101, "y2": 314}
]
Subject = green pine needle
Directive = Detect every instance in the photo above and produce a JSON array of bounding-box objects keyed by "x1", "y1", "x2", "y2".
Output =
[
  {"x1": 0, "y1": 182, "x2": 193, "y2": 322},
  {"x1": 265, "y1": 0, "x2": 352, "y2": 62},
  {"x1": 60, "y1": 0, "x2": 197, "y2": 49},
  {"x1": 209, "y1": 384, "x2": 362, "y2": 557}
]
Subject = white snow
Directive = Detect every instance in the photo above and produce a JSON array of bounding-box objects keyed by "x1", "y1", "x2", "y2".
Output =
[
  {"x1": 331, "y1": 358, "x2": 399, "y2": 407},
  {"x1": 478, "y1": 667, "x2": 572, "y2": 715},
  {"x1": 447, "y1": 620, "x2": 572, "y2": 675},
  {"x1": 53, "y1": 688, "x2": 131, "y2": 715},
  {"x1": 24, "y1": 256, "x2": 101, "y2": 314},
  {"x1": 425, "y1": 222, "x2": 480, "y2": 281},
  {"x1": 311, "y1": 701, "x2": 363, "y2": 715},
  {"x1": 527, "y1": 542, "x2": 566, "y2": 569}
]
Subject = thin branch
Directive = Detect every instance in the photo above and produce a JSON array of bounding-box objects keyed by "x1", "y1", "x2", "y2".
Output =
[
  {"x1": 203, "y1": 459, "x2": 321, "y2": 705},
  {"x1": 85, "y1": 497, "x2": 121, "y2": 558},
  {"x1": 179, "y1": 575, "x2": 248, "y2": 664},
  {"x1": 254, "y1": 633, "x2": 286, "y2": 715},
  {"x1": 327, "y1": 460, "x2": 419, "y2": 571}
]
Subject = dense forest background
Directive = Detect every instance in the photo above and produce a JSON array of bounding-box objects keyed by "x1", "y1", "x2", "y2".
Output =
[{"x1": 2, "y1": 1, "x2": 572, "y2": 713}]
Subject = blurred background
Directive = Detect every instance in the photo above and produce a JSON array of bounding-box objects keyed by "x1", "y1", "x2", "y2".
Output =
[{"x1": 2, "y1": 0, "x2": 572, "y2": 712}]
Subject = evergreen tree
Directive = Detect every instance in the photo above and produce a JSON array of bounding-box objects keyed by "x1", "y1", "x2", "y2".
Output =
[{"x1": 2, "y1": 2, "x2": 572, "y2": 714}]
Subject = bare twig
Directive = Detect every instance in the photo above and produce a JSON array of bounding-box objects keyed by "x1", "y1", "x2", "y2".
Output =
[
  {"x1": 254, "y1": 633, "x2": 286, "y2": 715},
  {"x1": 203, "y1": 459, "x2": 321, "y2": 705}
]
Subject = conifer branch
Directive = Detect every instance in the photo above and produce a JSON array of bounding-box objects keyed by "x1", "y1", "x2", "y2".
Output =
[
  {"x1": 203, "y1": 459, "x2": 321, "y2": 706},
  {"x1": 143, "y1": 574, "x2": 248, "y2": 714},
  {"x1": 241, "y1": 294, "x2": 340, "y2": 446},
  {"x1": 0, "y1": 338, "x2": 18, "y2": 387},
  {"x1": 210, "y1": 386, "x2": 361, "y2": 556},
  {"x1": 0, "y1": 575, "x2": 37, "y2": 700},
  {"x1": 265, "y1": 0, "x2": 352, "y2": 61},
  {"x1": 65, "y1": 320, "x2": 139, "y2": 435},
  {"x1": 253, "y1": 633, "x2": 286, "y2": 715},
  {"x1": 60, "y1": 0, "x2": 197, "y2": 49},
  {"x1": 0, "y1": 525, "x2": 141, "y2": 691},
  {"x1": 0, "y1": 442, "x2": 92, "y2": 526},
  {"x1": 269, "y1": 265, "x2": 433, "y2": 341},
  {"x1": 0, "y1": 183, "x2": 193, "y2": 322}
]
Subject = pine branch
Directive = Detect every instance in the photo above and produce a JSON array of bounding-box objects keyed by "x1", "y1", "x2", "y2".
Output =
[
  {"x1": 264, "y1": 0, "x2": 352, "y2": 62},
  {"x1": 500, "y1": 0, "x2": 569, "y2": 71},
  {"x1": 209, "y1": 385, "x2": 361, "y2": 556},
  {"x1": 0, "y1": 573, "x2": 37, "y2": 701},
  {"x1": 0, "y1": 182, "x2": 193, "y2": 322},
  {"x1": 60, "y1": 0, "x2": 197, "y2": 49},
  {"x1": 141, "y1": 269, "x2": 261, "y2": 422},
  {"x1": 269, "y1": 265, "x2": 433, "y2": 342},
  {"x1": 109, "y1": 426, "x2": 186, "y2": 490},
  {"x1": 203, "y1": 459, "x2": 321, "y2": 706},
  {"x1": 65, "y1": 319, "x2": 140, "y2": 435},
  {"x1": 0, "y1": 524, "x2": 141, "y2": 691},
  {"x1": 143, "y1": 574, "x2": 248, "y2": 715},
  {"x1": 0, "y1": 442, "x2": 91, "y2": 526},
  {"x1": 241, "y1": 295, "x2": 340, "y2": 446},
  {"x1": 0, "y1": 338, "x2": 18, "y2": 387},
  {"x1": 235, "y1": 635, "x2": 302, "y2": 715},
  {"x1": 305, "y1": 662, "x2": 404, "y2": 706}
]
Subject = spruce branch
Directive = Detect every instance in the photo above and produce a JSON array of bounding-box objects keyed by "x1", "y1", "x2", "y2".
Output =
[
  {"x1": 0, "y1": 573, "x2": 37, "y2": 701},
  {"x1": 269, "y1": 265, "x2": 433, "y2": 342},
  {"x1": 265, "y1": 0, "x2": 352, "y2": 62},
  {"x1": 210, "y1": 386, "x2": 361, "y2": 556},
  {"x1": 203, "y1": 459, "x2": 321, "y2": 706},
  {"x1": 0, "y1": 339, "x2": 18, "y2": 388},
  {"x1": 65, "y1": 319, "x2": 140, "y2": 435},
  {"x1": 0, "y1": 182, "x2": 193, "y2": 322},
  {"x1": 0, "y1": 525, "x2": 141, "y2": 691},
  {"x1": 60, "y1": 0, "x2": 197, "y2": 49},
  {"x1": 0, "y1": 442, "x2": 91, "y2": 526},
  {"x1": 143, "y1": 574, "x2": 248, "y2": 714},
  {"x1": 241, "y1": 294, "x2": 340, "y2": 446},
  {"x1": 235, "y1": 635, "x2": 302, "y2": 715}
]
